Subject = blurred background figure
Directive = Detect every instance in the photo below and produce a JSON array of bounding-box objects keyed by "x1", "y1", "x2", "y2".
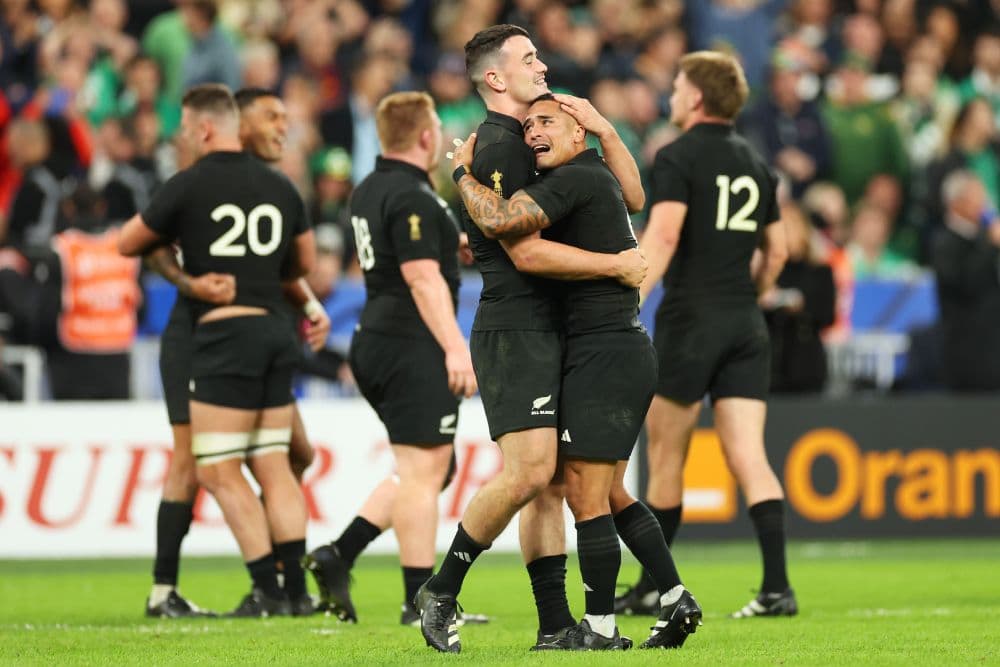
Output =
[
  {"x1": 761, "y1": 202, "x2": 835, "y2": 394},
  {"x1": 932, "y1": 170, "x2": 1000, "y2": 392}
]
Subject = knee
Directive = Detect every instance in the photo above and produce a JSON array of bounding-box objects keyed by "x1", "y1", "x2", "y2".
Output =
[
  {"x1": 289, "y1": 444, "x2": 314, "y2": 479},
  {"x1": 194, "y1": 464, "x2": 220, "y2": 494},
  {"x1": 166, "y1": 453, "x2": 199, "y2": 500},
  {"x1": 507, "y1": 467, "x2": 554, "y2": 507},
  {"x1": 564, "y1": 485, "x2": 607, "y2": 522},
  {"x1": 609, "y1": 483, "x2": 635, "y2": 514}
]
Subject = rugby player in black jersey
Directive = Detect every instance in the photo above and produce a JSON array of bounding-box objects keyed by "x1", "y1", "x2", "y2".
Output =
[
  {"x1": 414, "y1": 25, "x2": 648, "y2": 653},
  {"x1": 120, "y1": 84, "x2": 316, "y2": 617},
  {"x1": 619, "y1": 51, "x2": 796, "y2": 619},
  {"x1": 140, "y1": 88, "x2": 329, "y2": 618},
  {"x1": 451, "y1": 94, "x2": 703, "y2": 650},
  {"x1": 306, "y1": 91, "x2": 483, "y2": 627}
]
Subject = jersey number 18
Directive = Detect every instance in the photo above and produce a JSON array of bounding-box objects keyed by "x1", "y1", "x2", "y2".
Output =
[
  {"x1": 714, "y1": 175, "x2": 759, "y2": 233},
  {"x1": 352, "y1": 216, "x2": 375, "y2": 271}
]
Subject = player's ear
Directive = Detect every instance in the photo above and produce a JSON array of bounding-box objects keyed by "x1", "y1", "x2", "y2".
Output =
[{"x1": 484, "y1": 69, "x2": 505, "y2": 94}]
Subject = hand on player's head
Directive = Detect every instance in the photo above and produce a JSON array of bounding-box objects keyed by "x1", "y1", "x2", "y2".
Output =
[{"x1": 551, "y1": 93, "x2": 612, "y2": 138}]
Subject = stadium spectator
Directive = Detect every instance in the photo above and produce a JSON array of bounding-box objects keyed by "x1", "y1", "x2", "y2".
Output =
[
  {"x1": 932, "y1": 170, "x2": 1000, "y2": 391},
  {"x1": 761, "y1": 202, "x2": 835, "y2": 393},
  {"x1": 179, "y1": 0, "x2": 241, "y2": 92},
  {"x1": 845, "y1": 202, "x2": 918, "y2": 280},
  {"x1": 99, "y1": 116, "x2": 161, "y2": 222},
  {"x1": 924, "y1": 98, "x2": 1000, "y2": 256},
  {"x1": 2, "y1": 117, "x2": 72, "y2": 253},
  {"x1": 140, "y1": 4, "x2": 192, "y2": 103},
  {"x1": 741, "y1": 46, "x2": 833, "y2": 198},
  {"x1": 632, "y1": 26, "x2": 686, "y2": 116},
  {"x1": 778, "y1": 0, "x2": 841, "y2": 73},
  {"x1": 823, "y1": 51, "x2": 908, "y2": 205},
  {"x1": 685, "y1": 0, "x2": 786, "y2": 90},
  {"x1": 308, "y1": 146, "x2": 353, "y2": 251},
  {"x1": 240, "y1": 39, "x2": 281, "y2": 93},
  {"x1": 319, "y1": 55, "x2": 400, "y2": 184},
  {"x1": 958, "y1": 26, "x2": 1000, "y2": 124},
  {"x1": 117, "y1": 55, "x2": 181, "y2": 139}
]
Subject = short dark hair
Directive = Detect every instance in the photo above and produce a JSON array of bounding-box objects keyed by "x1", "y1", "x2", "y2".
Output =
[
  {"x1": 464, "y1": 24, "x2": 530, "y2": 88},
  {"x1": 183, "y1": 0, "x2": 218, "y2": 24},
  {"x1": 182, "y1": 83, "x2": 238, "y2": 118},
  {"x1": 234, "y1": 87, "x2": 280, "y2": 110}
]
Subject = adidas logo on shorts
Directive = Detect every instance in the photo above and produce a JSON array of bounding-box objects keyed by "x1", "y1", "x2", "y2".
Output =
[
  {"x1": 530, "y1": 395, "x2": 556, "y2": 416},
  {"x1": 561, "y1": 429, "x2": 572, "y2": 443}
]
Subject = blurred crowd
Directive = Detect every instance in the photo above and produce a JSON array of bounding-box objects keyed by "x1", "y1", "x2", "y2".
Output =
[{"x1": 1, "y1": 0, "x2": 999, "y2": 399}]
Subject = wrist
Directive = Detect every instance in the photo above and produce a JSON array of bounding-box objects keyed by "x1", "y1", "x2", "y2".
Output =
[
  {"x1": 303, "y1": 299, "x2": 324, "y2": 321},
  {"x1": 177, "y1": 273, "x2": 192, "y2": 297},
  {"x1": 452, "y1": 164, "x2": 470, "y2": 185}
]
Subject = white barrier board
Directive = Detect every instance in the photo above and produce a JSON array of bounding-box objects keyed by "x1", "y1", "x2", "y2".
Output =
[{"x1": 0, "y1": 399, "x2": 628, "y2": 558}]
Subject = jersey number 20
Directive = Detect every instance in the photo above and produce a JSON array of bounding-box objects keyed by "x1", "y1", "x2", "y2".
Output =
[
  {"x1": 209, "y1": 204, "x2": 283, "y2": 256},
  {"x1": 714, "y1": 175, "x2": 759, "y2": 233},
  {"x1": 352, "y1": 216, "x2": 375, "y2": 271}
]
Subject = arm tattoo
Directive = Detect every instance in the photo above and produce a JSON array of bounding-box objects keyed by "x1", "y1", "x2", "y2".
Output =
[
  {"x1": 458, "y1": 175, "x2": 550, "y2": 238},
  {"x1": 144, "y1": 246, "x2": 191, "y2": 297}
]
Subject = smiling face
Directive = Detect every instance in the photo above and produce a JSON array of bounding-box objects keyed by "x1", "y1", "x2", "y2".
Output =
[
  {"x1": 523, "y1": 98, "x2": 586, "y2": 170},
  {"x1": 239, "y1": 95, "x2": 288, "y2": 163},
  {"x1": 493, "y1": 35, "x2": 549, "y2": 105}
]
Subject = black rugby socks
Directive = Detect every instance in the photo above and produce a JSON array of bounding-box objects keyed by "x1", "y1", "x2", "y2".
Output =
[
  {"x1": 749, "y1": 499, "x2": 790, "y2": 593},
  {"x1": 576, "y1": 514, "x2": 621, "y2": 616},
  {"x1": 246, "y1": 553, "x2": 283, "y2": 599},
  {"x1": 275, "y1": 539, "x2": 307, "y2": 599},
  {"x1": 429, "y1": 523, "x2": 488, "y2": 597},
  {"x1": 614, "y1": 501, "x2": 682, "y2": 594},
  {"x1": 403, "y1": 566, "x2": 433, "y2": 608},
  {"x1": 153, "y1": 500, "x2": 194, "y2": 586},
  {"x1": 526, "y1": 554, "x2": 576, "y2": 634},
  {"x1": 335, "y1": 516, "x2": 383, "y2": 566}
]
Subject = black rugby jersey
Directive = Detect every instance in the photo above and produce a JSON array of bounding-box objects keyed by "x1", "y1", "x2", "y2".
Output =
[
  {"x1": 649, "y1": 123, "x2": 780, "y2": 308},
  {"x1": 350, "y1": 156, "x2": 460, "y2": 338},
  {"x1": 525, "y1": 149, "x2": 641, "y2": 336},
  {"x1": 142, "y1": 151, "x2": 311, "y2": 319},
  {"x1": 463, "y1": 110, "x2": 559, "y2": 331}
]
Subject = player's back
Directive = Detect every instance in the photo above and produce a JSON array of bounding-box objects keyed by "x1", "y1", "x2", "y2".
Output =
[
  {"x1": 146, "y1": 151, "x2": 309, "y2": 318},
  {"x1": 652, "y1": 123, "x2": 779, "y2": 309},
  {"x1": 349, "y1": 157, "x2": 460, "y2": 338}
]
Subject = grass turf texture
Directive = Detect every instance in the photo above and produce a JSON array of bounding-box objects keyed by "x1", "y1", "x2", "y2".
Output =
[{"x1": 1, "y1": 539, "x2": 998, "y2": 666}]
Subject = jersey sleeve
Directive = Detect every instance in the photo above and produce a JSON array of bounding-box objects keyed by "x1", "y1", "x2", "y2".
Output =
[
  {"x1": 387, "y1": 190, "x2": 450, "y2": 264},
  {"x1": 648, "y1": 146, "x2": 690, "y2": 205},
  {"x1": 521, "y1": 164, "x2": 589, "y2": 227},
  {"x1": 140, "y1": 170, "x2": 189, "y2": 239},
  {"x1": 472, "y1": 142, "x2": 534, "y2": 196},
  {"x1": 289, "y1": 186, "x2": 312, "y2": 236},
  {"x1": 764, "y1": 169, "x2": 781, "y2": 226}
]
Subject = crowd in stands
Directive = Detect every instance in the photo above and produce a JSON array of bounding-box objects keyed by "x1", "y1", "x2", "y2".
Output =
[{"x1": 1, "y1": 0, "x2": 999, "y2": 399}]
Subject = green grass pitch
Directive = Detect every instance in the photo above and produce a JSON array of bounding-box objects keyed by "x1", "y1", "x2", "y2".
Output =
[{"x1": 1, "y1": 539, "x2": 998, "y2": 665}]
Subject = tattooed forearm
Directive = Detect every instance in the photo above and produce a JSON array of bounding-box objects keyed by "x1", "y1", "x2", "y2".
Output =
[
  {"x1": 144, "y1": 245, "x2": 191, "y2": 296},
  {"x1": 458, "y1": 174, "x2": 550, "y2": 239}
]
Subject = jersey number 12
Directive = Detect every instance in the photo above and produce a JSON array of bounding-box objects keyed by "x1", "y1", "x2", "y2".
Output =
[{"x1": 714, "y1": 175, "x2": 759, "y2": 232}]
